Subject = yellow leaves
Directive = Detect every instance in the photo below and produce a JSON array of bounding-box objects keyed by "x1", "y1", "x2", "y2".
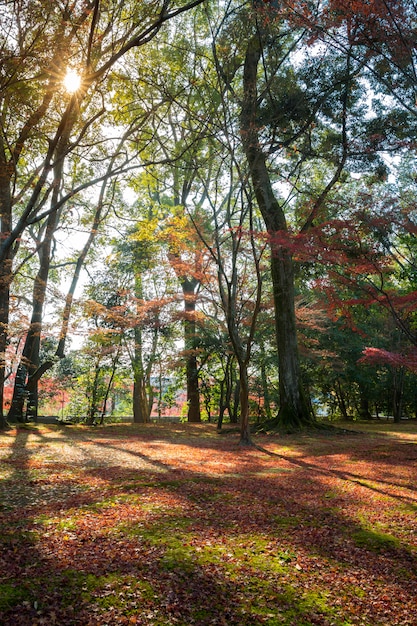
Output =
[
  {"x1": 128, "y1": 217, "x2": 160, "y2": 243},
  {"x1": 163, "y1": 211, "x2": 195, "y2": 252}
]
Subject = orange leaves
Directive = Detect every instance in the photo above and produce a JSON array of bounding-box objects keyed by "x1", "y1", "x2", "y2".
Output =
[{"x1": 1, "y1": 423, "x2": 417, "y2": 625}]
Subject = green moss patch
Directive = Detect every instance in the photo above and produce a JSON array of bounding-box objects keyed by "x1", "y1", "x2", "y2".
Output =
[{"x1": 351, "y1": 528, "x2": 400, "y2": 552}]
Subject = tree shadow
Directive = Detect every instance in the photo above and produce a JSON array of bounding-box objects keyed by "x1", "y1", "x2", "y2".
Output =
[{"x1": 0, "y1": 424, "x2": 416, "y2": 624}]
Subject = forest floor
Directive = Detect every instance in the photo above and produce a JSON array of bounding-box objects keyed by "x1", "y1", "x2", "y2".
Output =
[{"x1": 0, "y1": 420, "x2": 416, "y2": 625}]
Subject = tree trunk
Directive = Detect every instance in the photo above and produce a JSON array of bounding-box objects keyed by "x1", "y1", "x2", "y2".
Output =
[
  {"x1": 87, "y1": 362, "x2": 101, "y2": 425},
  {"x1": 335, "y1": 379, "x2": 350, "y2": 420},
  {"x1": 183, "y1": 279, "x2": 201, "y2": 423},
  {"x1": 241, "y1": 36, "x2": 313, "y2": 430},
  {"x1": 231, "y1": 380, "x2": 240, "y2": 424},
  {"x1": 238, "y1": 363, "x2": 252, "y2": 445},
  {"x1": 217, "y1": 383, "x2": 227, "y2": 430},
  {"x1": 0, "y1": 150, "x2": 14, "y2": 427},
  {"x1": 259, "y1": 339, "x2": 272, "y2": 421},
  {"x1": 7, "y1": 206, "x2": 59, "y2": 422},
  {"x1": 270, "y1": 248, "x2": 313, "y2": 428},
  {"x1": 392, "y1": 367, "x2": 404, "y2": 423},
  {"x1": 217, "y1": 378, "x2": 226, "y2": 431},
  {"x1": 133, "y1": 375, "x2": 150, "y2": 423},
  {"x1": 357, "y1": 387, "x2": 372, "y2": 420},
  {"x1": 132, "y1": 323, "x2": 150, "y2": 423},
  {"x1": 217, "y1": 354, "x2": 235, "y2": 430},
  {"x1": 0, "y1": 282, "x2": 10, "y2": 427},
  {"x1": 7, "y1": 106, "x2": 72, "y2": 422},
  {"x1": 99, "y1": 355, "x2": 118, "y2": 424},
  {"x1": 7, "y1": 364, "x2": 28, "y2": 424},
  {"x1": 132, "y1": 272, "x2": 154, "y2": 423}
]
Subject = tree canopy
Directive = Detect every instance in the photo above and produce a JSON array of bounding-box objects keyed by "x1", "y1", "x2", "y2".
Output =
[{"x1": 1, "y1": 0, "x2": 416, "y2": 438}]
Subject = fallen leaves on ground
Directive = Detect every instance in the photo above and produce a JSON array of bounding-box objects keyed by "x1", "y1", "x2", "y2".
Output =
[{"x1": 0, "y1": 421, "x2": 416, "y2": 625}]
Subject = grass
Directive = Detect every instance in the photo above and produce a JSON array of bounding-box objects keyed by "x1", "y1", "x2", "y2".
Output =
[{"x1": 0, "y1": 420, "x2": 416, "y2": 625}]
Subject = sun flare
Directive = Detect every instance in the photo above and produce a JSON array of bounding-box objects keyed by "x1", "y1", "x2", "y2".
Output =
[{"x1": 63, "y1": 68, "x2": 81, "y2": 93}]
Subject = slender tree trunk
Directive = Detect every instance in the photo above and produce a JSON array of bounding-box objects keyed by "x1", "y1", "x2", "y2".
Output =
[
  {"x1": 259, "y1": 339, "x2": 272, "y2": 421},
  {"x1": 335, "y1": 379, "x2": 350, "y2": 420},
  {"x1": 7, "y1": 201, "x2": 60, "y2": 422},
  {"x1": 230, "y1": 379, "x2": 240, "y2": 424},
  {"x1": 0, "y1": 276, "x2": 10, "y2": 428},
  {"x1": 132, "y1": 272, "x2": 154, "y2": 423},
  {"x1": 217, "y1": 381, "x2": 227, "y2": 430},
  {"x1": 87, "y1": 362, "x2": 101, "y2": 425},
  {"x1": 240, "y1": 36, "x2": 313, "y2": 430},
  {"x1": 7, "y1": 103, "x2": 75, "y2": 422},
  {"x1": 392, "y1": 367, "x2": 404, "y2": 423},
  {"x1": 238, "y1": 362, "x2": 252, "y2": 445},
  {"x1": 183, "y1": 280, "x2": 201, "y2": 423},
  {"x1": 217, "y1": 355, "x2": 232, "y2": 431},
  {"x1": 0, "y1": 152, "x2": 13, "y2": 427},
  {"x1": 99, "y1": 355, "x2": 118, "y2": 424}
]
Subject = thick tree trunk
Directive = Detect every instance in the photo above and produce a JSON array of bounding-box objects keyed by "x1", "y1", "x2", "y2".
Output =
[
  {"x1": 357, "y1": 386, "x2": 372, "y2": 420},
  {"x1": 270, "y1": 248, "x2": 313, "y2": 428},
  {"x1": 8, "y1": 364, "x2": 28, "y2": 423},
  {"x1": 133, "y1": 375, "x2": 151, "y2": 423},
  {"x1": 241, "y1": 36, "x2": 313, "y2": 430}
]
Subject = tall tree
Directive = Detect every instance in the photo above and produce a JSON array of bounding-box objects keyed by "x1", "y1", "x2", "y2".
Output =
[
  {"x1": 206, "y1": 1, "x2": 362, "y2": 428},
  {"x1": 0, "y1": 0, "x2": 205, "y2": 425}
]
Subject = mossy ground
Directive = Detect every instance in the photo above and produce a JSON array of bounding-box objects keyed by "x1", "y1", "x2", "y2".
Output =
[{"x1": 0, "y1": 420, "x2": 416, "y2": 625}]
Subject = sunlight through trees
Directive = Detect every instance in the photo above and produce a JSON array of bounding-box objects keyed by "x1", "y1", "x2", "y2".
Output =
[{"x1": 1, "y1": 0, "x2": 416, "y2": 438}]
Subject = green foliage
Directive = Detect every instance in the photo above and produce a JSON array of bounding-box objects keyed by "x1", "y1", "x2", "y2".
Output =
[{"x1": 2, "y1": 0, "x2": 417, "y2": 433}]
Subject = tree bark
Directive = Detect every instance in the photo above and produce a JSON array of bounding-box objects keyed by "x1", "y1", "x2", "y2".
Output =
[
  {"x1": 238, "y1": 362, "x2": 252, "y2": 445},
  {"x1": 259, "y1": 339, "x2": 272, "y2": 421},
  {"x1": 87, "y1": 362, "x2": 101, "y2": 425},
  {"x1": 392, "y1": 367, "x2": 404, "y2": 423},
  {"x1": 0, "y1": 138, "x2": 14, "y2": 427},
  {"x1": 183, "y1": 279, "x2": 201, "y2": 423},
  {"x1": 131, "y1": 271, "x2": 155, "y2": 423},
  {"x1": 335, "y1": 379, "x2": 350, "y2": 420},
  {"x1": 240, "y1": 35, "x2": 314, "y2": 430},
  {"x1": 133, "y1": 375, "x2": 151, "y2": 423},
  {"x1": 7, "y1": 168, "x2": 62, "y2": 422},
  {"x1": 132, "y1": 322, "x2": 150, "y2": 424},
  {"x1": 217, "y1": 354, "x2": 234, "y2": 431},
  {"x1": 357, "y1": 386, "x2": 372, "y2": 420}
]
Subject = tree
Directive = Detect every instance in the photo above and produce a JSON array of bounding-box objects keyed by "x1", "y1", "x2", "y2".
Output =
[
  {"x1": 0, "y1": 0, "x2": 206, "y2": 426},
  {"x1": 205, "y1": 2, "x2": 355, "y2": 428},
  {"x1": 112, "y1": 217, "x2": 166, "y2": 424},
  {"x1": 191, "y1": 141, "x2": 267, "y2": 442}
]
